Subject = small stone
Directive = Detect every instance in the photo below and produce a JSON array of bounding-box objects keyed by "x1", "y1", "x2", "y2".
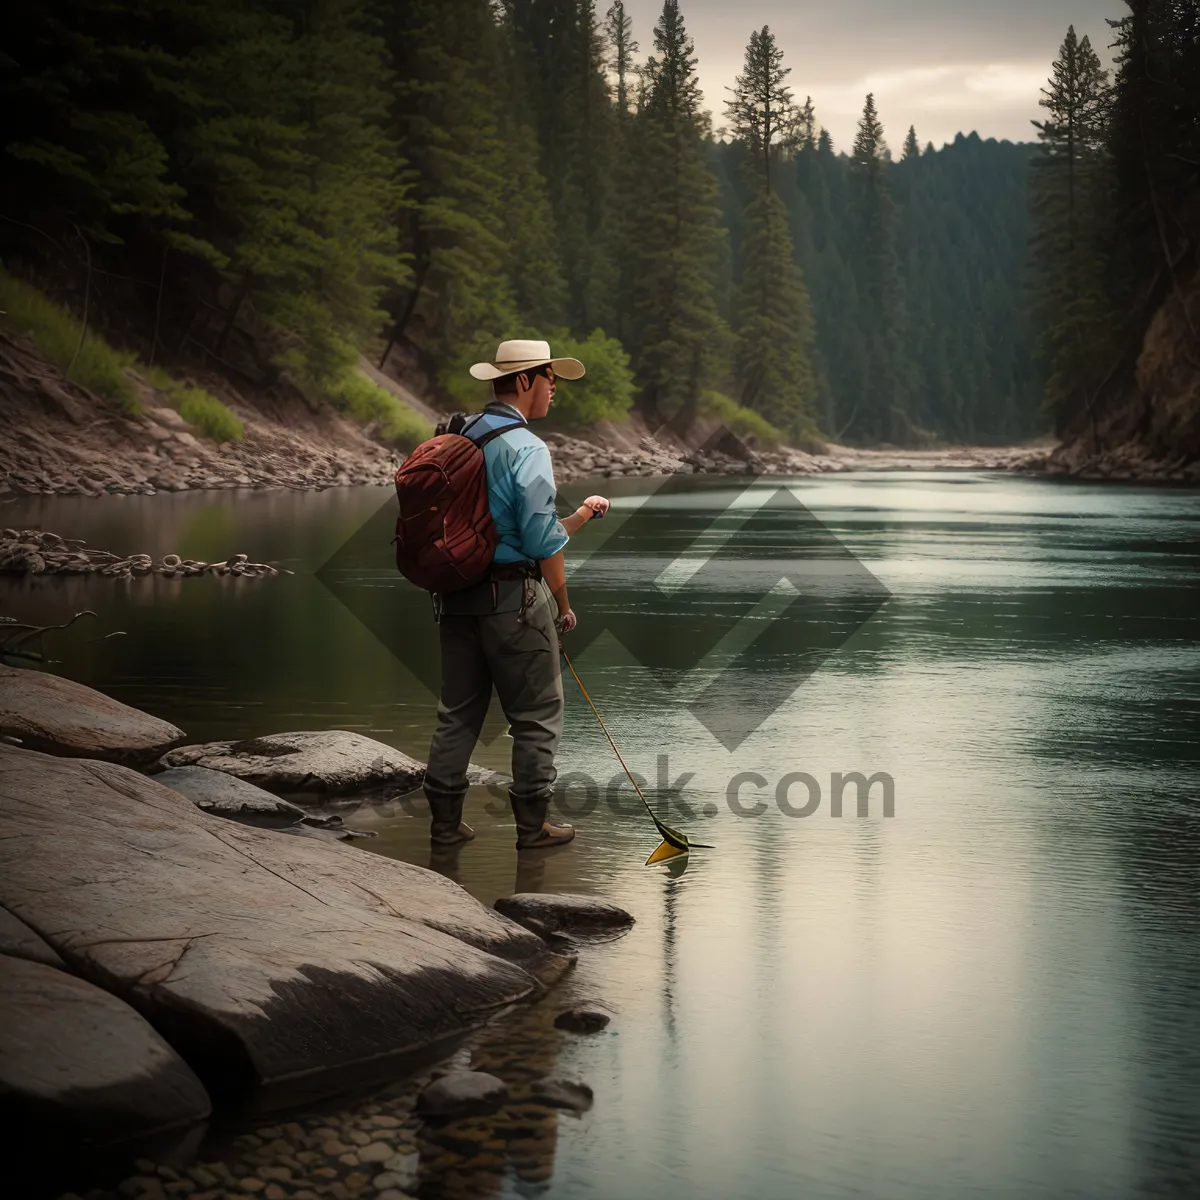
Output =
[
  {"x1": 312, "y1": 1167, "x2": 339, "y2": 1179},
  {"x1": 367, "y1": 1115, "x2": 401, "y2": 1129},
  {"x1": 372, "y1": 1158, "x2": 416, "y2": 1189},
  {"x1": 187, "y1": 1167, "x2": 219, "y2": 1188},
  {"x1": 258, "y1": 1167, "x2": 291, "y2": 1183},
  {"x1": 120, "y1": 1179, "x2": 166, "y2": 1200},
  {"x1": 320, "y1": 1141, "x2": 349, "y2": 1156},
  {"x1": 494, "y1": 893, "x2": 633, "y2": 935},
  {"x1": 347, "y1": 1129, "x2": 372, "y2": 1147},
  {"x1": 382, "y1": 1153, "x2": 416, "y2": 1172},
  {"x1": 343, "y1": 1172, "x2": 369, "y2": 1191},
  {"x1": 418, "y1": 1071, "x2": 509, "y2": 1119},
  {"x1": 554, "y1": 1007, "x2": 610, "y2": 1034},
  {"x1": 124, "y1": 1180, "x2": 166, "y2": 1200},
  {"x1": 355, "y1": 1142, "x2": 392, "y2": 1163},
  {"x1": 264, "y1": 1188, "x2": 286, "y2": 1200},
  {"x1": 377, "y1": 1192, "x2": 409, "y2": 1200},
  {"x1": 338, "y1": 1152, "x2": 359, "y2": 1166},
  {"x1": 239, "y1": 1180, "x2": 265, "y2": 1194},
  {"x1": 527, "y1": 1077, "x2": 594, "y2": 1113}
]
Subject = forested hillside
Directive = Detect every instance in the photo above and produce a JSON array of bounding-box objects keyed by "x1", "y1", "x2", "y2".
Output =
[
  {"x1": 3, "y1": 0, "x2": 1056, "y2": 453},
  {"x1": 716, "y1": 130, "x2": 1038, "y2": 444},
  {"x1": 1027, "y1": 1, "x2": 1200, "y2": 472}
]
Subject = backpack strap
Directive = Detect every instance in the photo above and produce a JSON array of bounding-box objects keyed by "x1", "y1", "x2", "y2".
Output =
[{"x1": 462, "y1": 407, "x2": 528, "y2": 449}]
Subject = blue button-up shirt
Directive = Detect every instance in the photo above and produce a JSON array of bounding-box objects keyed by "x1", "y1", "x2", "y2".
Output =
[{"x1": 465, "y1": 404, "x2": 568, "y2": 564}]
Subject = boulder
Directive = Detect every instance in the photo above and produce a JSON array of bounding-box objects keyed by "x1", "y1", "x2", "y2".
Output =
[
  {"x1": 417, "y1": 1071, "x2": 509, "y2": 1119},
  {"x1": 153, "y1": 766, "x2": 307, "y2": 826},
  {"x1": 0, "y1": 903, "x2": 64, "y2": 967},
  {"x1": 494, "y1": 893, "x2": 634, "y2": 936},
  {"x1": 0, "y1": 956, "x2": 211, "y2": 1151},
  {"x1": 464, "y1": 762, "x2": 511, "y2": 788},
  {"x1": 553, "y1": 1007, "x2": 610, "y2": 1035},
  {"x1": 0, "y1": 746, "x2": 570, "y2": 1107},
  {"x1": 0, "y1": 664, "x2": 184, "y2": 766},
  {"x1": 158, "y1": 730, "x2": 424, "y2": 797},
  {"x1": 527, "y1": 1077, "x2": 593, "y2": 1114}
]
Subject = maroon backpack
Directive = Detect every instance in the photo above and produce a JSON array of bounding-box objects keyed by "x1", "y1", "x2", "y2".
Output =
[{"x1": 392, "y1": 411, "x2": 525, "y2": 593}]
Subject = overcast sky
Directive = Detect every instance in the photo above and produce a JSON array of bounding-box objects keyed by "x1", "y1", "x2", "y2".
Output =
[{"x1": 620, "y1": 0, "x2": 1122, "y2": 150}]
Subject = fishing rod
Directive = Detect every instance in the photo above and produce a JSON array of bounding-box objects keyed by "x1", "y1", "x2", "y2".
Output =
[{"x1": 560, "y1": 648, "x2": 711, "y2": 866}]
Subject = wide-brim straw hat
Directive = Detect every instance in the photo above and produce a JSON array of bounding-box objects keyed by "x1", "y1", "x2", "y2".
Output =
[{"x1": 468, "y1": 339, "x2": 586, "y2": 381}]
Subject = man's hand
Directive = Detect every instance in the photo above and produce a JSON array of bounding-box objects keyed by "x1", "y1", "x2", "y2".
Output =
[
  {"x1": 582, "y1": 495, "x2": 610, "y2": 520},
  {"x1": 556, "y1": 609, "x2": 578, "y2": 634}
]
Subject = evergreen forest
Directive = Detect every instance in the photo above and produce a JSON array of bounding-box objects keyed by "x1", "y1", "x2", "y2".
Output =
[{"x1": 3, "y1": 1, "x2": 1196, "y2": 450}]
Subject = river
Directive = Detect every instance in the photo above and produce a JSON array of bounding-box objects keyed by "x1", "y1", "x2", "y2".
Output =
[{"x1": 4, "y1": 471, "x2": 1199, "y2": 1199}]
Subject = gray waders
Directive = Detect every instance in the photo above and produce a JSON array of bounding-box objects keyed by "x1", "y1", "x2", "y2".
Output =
[{"x1": 424, "y1": 566, "x2": 567, "y2": 848}]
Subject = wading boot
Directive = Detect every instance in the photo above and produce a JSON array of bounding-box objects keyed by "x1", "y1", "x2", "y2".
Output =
[
  {"x1": 511, "y1": 789, "x2": 575, "y2": 850},
  {"x1": 431, "y1": 820, "x2": 476, "y2": 847},
  {"x1": 425, "y1": 778, "x2": 475, "y2": 847}
]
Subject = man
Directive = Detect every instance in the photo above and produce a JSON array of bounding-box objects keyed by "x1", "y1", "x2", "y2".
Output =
[{"x1": 423, "y1": 339, "x2": 610, "y2": 851}]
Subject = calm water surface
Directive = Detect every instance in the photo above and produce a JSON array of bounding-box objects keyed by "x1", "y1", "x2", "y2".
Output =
[{"x1": 4, "y1": 472, "x2": 1199, "y2": 1198}]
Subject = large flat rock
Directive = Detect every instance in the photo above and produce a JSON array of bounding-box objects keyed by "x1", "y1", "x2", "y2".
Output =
[
  {"x1": 154, "y1": 765, "x2": 307, "y2": 825},
  {"x1": 0, "y1": 955, "x2": 211, "y2": 1151},
  {"x1": 159, "y1": 730, "x2": 426, "y2": 797},
  {"x1": 0, "y1": 664, "x2": 184, "y2": 766},
  {"x1": 0, "y1": 903, "x2": 64, "y2": 967},
  {"x1": 0, "y1": 746, "x2": 569, "y2": 1106}
]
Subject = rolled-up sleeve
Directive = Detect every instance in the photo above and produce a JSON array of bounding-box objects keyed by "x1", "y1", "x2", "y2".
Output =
[{"x1": 513, "y1": 444, "x2": 569, "y2": 561}]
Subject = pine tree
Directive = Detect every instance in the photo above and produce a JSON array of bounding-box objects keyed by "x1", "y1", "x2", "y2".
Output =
[
  {"x1": 850, "y1": 93, "x2": 907, "y2": 441},
  {"x1": 175, "y1": 0, "x2": 403, "y2": 385},
  {"x1": 1028, "y1": 24, "x2": 1111, "y2": 430},
  {"x1": 724, "y1": 26, "x2": 818, "y2": 440},
  {"x1": 502, "y1": 0, "x2": 618, "y2": 336},
  {"x1": 724, "y1": 26, "x2": 798, "y2": 189},
  {"x1": 605, "y1": 1, "x2": 639, "y2": 114},
  {"x1": 902, "y1": 125, "x2": 920, "y2": 161},
  {"x1": 377, "y1": 0, "x2": 522, "y2": 380},
  {"x1": 3, "y1": 2, "x2": 207, "y2": 250},
  {"x1": 624, "y1": 0, "x2": 728, "y2": 423}
]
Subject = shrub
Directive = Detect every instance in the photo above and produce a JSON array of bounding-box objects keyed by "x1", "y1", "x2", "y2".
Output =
[
  {"x1": 548, "y1": 330, "x2": 635, "y2": 424},
  {"x1": 439, "y1": 327, "x2": 635, "y2": 425},
  {"x1": 176, "y1": 387, "x2": 244, "y2": 442},
  {"x1": 326, "y1": 371, "x2": 432, "y2": 451},
  {"x1": 0, "y1": 270, "x2": 138, "y2": 412},
  {"x1": 699, "y1": 391, "x2": 784, "y2": 447},
  {"x1": 147, "y1": 366, "x2": 244, "y2": 442}
]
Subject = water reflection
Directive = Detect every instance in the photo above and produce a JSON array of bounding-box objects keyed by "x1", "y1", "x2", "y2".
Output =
[{"x1": 6, "y1": 474, "x2": 1200, "y2": 1198}]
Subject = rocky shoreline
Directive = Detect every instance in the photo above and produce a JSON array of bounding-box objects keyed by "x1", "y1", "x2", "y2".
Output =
[
  {"x1": 1043, "y1": 436, "x2": 1200, "y2": 483},
  {"x1": 0, "y1": 331, "x2": 398, "y2": 500},
  {"x1": 7, "y1": 320, "x2": 1194, "y2": 502},
  {"x1": 1, "y1": 529, "x2": 289, "y2": 579},
  {"x1": 0, "y1": 665, "x2": 631, "y2": 1199}
]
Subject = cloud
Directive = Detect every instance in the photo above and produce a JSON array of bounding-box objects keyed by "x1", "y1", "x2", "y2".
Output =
[
  {"x1": 620, "y1": 0, "x2": 1114, "y2": 150},
  {"x1": 708, "y1": 61, "x2": 1051, "y2": 150}
]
